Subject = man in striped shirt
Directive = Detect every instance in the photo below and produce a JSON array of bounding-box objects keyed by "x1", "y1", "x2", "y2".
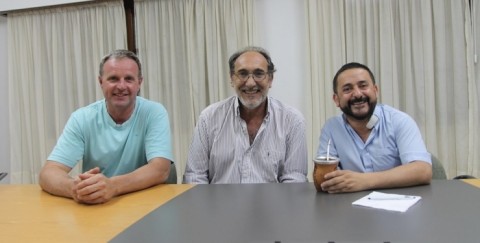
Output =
[{"x1": 183, "y1": 46, "x2": 308, "y2": 184}]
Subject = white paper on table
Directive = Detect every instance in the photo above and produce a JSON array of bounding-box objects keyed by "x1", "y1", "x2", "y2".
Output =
[{"x1": 352, "y1": 191, "x2": 421, "y2": 213}]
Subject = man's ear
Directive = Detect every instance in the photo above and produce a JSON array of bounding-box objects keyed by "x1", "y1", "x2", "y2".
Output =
[
  {"x1": 98, "y1": 76, "x2": 103, "y2": 85},
  {"x1": 333, "y1": 93, "x2": 340, "y2": 107},
  {"x1": 268, "y1": 73, "x2": 273, "y2": 88}
]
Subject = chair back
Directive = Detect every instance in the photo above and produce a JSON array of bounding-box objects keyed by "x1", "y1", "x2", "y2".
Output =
[
  {"x1": 0, "y1": 172, "x2": 7, "y2": 181},
  {"x1": 165, "y1": 163, "x2": 178, "y2": 184},
  {"x1": 431, "y1": 155, "x2": 447, "y2": 179},
  {"x1": 453, "y1": 174, "x2": 476, "y2": 179}
]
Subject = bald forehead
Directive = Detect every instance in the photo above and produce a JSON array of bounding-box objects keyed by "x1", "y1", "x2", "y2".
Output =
[{"x1": 234, "y1": 51, "x2": 268, "y2": 71}]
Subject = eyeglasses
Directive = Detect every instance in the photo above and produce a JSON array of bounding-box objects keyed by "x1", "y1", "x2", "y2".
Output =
[{"x1": 234, "y1": 71, "x2": 269, "y2": 82}]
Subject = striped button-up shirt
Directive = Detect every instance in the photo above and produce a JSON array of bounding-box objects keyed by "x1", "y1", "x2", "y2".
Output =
[{"x1": 183, "y1": 96, "x2": 308, "y2": 184}]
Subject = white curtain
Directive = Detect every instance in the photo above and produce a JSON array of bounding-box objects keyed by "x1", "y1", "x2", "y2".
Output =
[
  {"x1": 134, "y1": 0, "x2": 256, "y2": 181},
  {"x1": 306, "y1": 0, "x2": 479, "y2": 178},
  {"x1": 305, "y1": 0, "x2": 346, "y2": 163},
  {"x1": 8, "y1": 0, "x2": 127, "y2": 183},
  {"x1": 471, "y1": 0, "x2": 480, "y2": 177}
]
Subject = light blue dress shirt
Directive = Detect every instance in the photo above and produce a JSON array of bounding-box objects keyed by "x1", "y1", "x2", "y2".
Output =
[{"x1": 316, "y1": 104, "x2": 431, "y2": 172}]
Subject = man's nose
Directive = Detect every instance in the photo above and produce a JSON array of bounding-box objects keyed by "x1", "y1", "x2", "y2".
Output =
[
  {"x1": 117, "y1": 79, "x2": 127, "y2": 89},
  {"x1": 352, "y1": 86, "x2": 362, "y2": 97},
  {"x1": 245, "y1": 74, "x2": 256, "y2": 86}
]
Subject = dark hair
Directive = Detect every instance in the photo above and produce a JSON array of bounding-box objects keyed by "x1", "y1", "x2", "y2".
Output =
[
  {"x1": 332, "y1": 62, "x2": 375, "y2": 94},
  {"x1": 228, "y1": 46, "x2": 276, "y2": 74},
  {"x1": 99, "y1": 49, "x2": 142, "y2": 78}
]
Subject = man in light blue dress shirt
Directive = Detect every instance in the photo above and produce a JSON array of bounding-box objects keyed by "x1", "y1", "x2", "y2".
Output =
[
  {"x1": 183, "y1": 46, "x2": 308, "y2": 184},
  {"x1": 317, "y1": 62, "x2": 432, "y2": 193}
]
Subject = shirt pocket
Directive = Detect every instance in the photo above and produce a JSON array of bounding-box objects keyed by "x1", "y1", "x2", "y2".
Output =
[
  {"x1": 369, "y1": 145, "x2": 400, "y2": 171},
  {"x1": 261, "y1": 150, "x2": 284, "y2": 175}
]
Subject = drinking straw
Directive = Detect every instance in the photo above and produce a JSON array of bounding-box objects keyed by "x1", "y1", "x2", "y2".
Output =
[{"x1": 327, "y1": 139, "x2": 331, "y2": 160}]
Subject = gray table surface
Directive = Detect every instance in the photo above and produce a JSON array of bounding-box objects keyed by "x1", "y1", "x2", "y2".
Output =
[{"x1": 111, "y1": 180, "x2": 480, "y2": 243}]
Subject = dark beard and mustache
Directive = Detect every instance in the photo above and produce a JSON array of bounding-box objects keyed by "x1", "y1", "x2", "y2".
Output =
[{"x1": 340, "y1": 96, "x2": 376, "y2": 121}]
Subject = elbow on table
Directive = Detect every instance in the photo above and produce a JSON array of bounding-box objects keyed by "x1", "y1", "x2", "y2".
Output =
[{"x1": 420, "y1": 164, "x2": 433, "y2": 185}]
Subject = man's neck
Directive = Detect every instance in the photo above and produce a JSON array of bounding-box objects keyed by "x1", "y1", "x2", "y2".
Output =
[
  {"x1": 346, "y1": 116, "x2": 371, "y2": 142},
  {"x1": 240, "y1": 100, "x2": 267, "y2": 145},
  {"x1": 239, "y1": 100, "x2": 267, "y2": 122},
  {"x1": 107, "y1": 104, "x2": 135, "y2": 125}
]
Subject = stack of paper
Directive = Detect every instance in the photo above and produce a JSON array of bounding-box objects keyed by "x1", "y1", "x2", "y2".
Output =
[{"x1": 352, "y1": 191, "x2": 421, "y2": 212}]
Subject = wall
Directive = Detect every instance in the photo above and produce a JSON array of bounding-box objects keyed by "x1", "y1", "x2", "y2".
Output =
[
  {"x1": 256, "y1": 0, "x2": 313, "y2": 177},
  {"x1": 0, "y1": 0, "x2": 91, "y2": 185},
  {"x1": 0, "y1": 15, "x2": 10, "y2": 183},
  {"x1": 0, "y1": 0, "x2": 93, "y2": 13},
  {"x1": 256, "y1": 0, "x2": 307, "y2": 117}
]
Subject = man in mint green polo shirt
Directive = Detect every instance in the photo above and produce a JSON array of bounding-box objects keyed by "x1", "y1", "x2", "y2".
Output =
[{"x1": 39, "y1": 50, "x2": 173, "y2": 204}]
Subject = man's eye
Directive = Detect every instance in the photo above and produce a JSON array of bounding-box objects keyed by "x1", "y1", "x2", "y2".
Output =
[{"x1": 237, "y1": 71, "x2": 248, "y2": 76}]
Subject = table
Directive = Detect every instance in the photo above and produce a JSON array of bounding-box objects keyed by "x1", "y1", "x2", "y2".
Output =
[
  {"x1": 463, "y1": 178, "x2": 480, "y2": 188},
  {"x1": 112, "y1": 180, "x2": 480, "y2": 243},
  {"x1": 0, "y1": 184, "x2": 193, "y2": 242}
]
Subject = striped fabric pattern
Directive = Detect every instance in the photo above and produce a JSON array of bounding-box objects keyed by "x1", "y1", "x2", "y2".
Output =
[{"x1": 183, "y1": 96, "x2": 308, "y2": 184}]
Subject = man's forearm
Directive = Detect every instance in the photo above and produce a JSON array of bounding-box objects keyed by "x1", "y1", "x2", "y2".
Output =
[
  {"x1": 110, "y1": 159, "x2": 170, "y2": 196},
  {"x1": 367, "y1": 161, "x2": 432, "y2": 189},
  {"x1": 39, "y1": 168, "x2": 75, "y2": 199}
]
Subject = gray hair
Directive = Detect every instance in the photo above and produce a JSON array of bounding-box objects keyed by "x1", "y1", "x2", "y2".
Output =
[
  {"x1": 228, "y1": 46, "x2": 276, "y2": 74},
  {"x1": 98, "y1": 49, "x2": 142, "y2": 78}
]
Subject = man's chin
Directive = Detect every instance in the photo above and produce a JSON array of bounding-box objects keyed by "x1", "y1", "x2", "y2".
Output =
[
  {"x1": 351, "y1": 114, "x2": 370, "y2": 121},
  {"x1": 109, "y1": 100, "x2": 132, "y2": 108},
  {"x1": 351, "y1": 109, "x2": 369, "y2": 117},
  {"x1": 341, "y1": 109, "x2": 370, "y2": 121},
  {"x1": 239, "y1": 98, "x2": 263, "y2": 110},
  {"x1": 242, "y1": 102, "x2": 262, "y2": 110},
  {"x1": 342, "y1": 101, "x2": 376, "y2": 121}
]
